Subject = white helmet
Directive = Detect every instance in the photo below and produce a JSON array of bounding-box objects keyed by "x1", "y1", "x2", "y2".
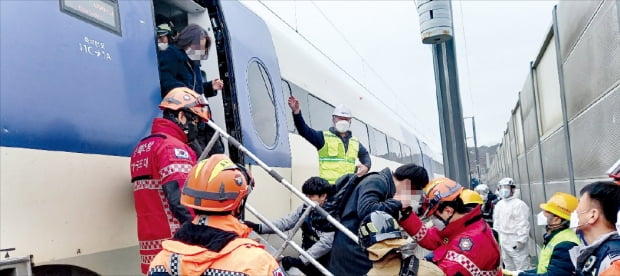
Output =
[
  {"x1": 474, "y1": 184, "x2": 490, "y2": 194},
  {"x1": 498, "y1": 177, "x2": 515, "y2": 187},
  {"x1": 333, "y1": 104, "x2": 352, "y2": 118}
]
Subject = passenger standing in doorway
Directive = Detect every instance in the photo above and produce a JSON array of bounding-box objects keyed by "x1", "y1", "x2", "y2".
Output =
[
  {"x1": 157, "y1": 24, "x2": 224, "y2": 157},
  {"x1": 288, "y1": 96, "x2": 371, "y2": 184},
  {"x1": 130, "y1": 88, "x2": 208, "y2": 274},
  {"x1": 156, "y1": 22, "x2": 174, "y2": 52},
  {"x1": 493, "y1": 177, "x2": 531, "y2": 271}
]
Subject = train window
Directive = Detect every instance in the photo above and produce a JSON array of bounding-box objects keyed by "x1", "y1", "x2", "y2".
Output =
[
  {"x1": 60, "y1": 0, "x2": 122, "y2": 35},
  {"x1": 402, "y1": 144, "x2": 414, "y2": 163},
  {"x1": 247, "y1": 60, "x2": 278, "y2": 147},
  {"x1": 368, "y1": 127, "x2": 388, "y2": 158},
  {"x1": 289, "y1": 82, "x2": 311, "y2": 133},
  {"x1": 281, "y1": 80, "x2": 295, "y2": 133},
  {"x1": 350, "y1": 118, "x2": 370, "y2": 151},
  {"x1": 307, "y1": 95, "x2": 334, "y2": 131},
  {"x1": 388, "y1": 137, "x2": 402, "y2": 161}
]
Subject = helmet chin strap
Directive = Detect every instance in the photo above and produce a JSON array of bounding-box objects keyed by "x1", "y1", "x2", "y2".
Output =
[{"x1": 546, "y1": 219, "x2": 569, "y2": 231}]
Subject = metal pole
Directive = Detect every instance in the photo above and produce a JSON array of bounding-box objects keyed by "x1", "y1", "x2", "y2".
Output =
[
  {"x1": 471, "y1": 117, "x2": 482, "y2": 182},
  {"x1": 432, "y1": 35, "x2": 469, "y2": 187},
  {"x1": 206, "y1": 120, "x2": 359, "y2": 243}
]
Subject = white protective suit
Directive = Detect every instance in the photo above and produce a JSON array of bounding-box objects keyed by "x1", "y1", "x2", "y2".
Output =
[{"x1": 493, "y1": 189, "x2": 531, "y2": 270}]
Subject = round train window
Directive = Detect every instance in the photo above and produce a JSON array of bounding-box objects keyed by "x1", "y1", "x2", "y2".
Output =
[{"x1": 247, "y1": 61, "x2": 277, "y2": 146}]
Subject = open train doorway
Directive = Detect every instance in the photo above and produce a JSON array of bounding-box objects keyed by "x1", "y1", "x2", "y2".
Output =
[{"x1": 152, "y1": 0, "x2": 231, "y2": 158}]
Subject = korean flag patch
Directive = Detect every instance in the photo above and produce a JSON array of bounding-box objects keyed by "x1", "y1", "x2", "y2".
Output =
[{"x1": 174, "y1": 148, "x2": 189, "y2": 159}]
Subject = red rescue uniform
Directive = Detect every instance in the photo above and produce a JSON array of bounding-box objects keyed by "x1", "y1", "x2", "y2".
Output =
[
  {"x1": 130, "y1": 118, "x2": 197, "y2": 273},
  {"x1": 400, "y1": 206, "x2": 502, "y2": 276}
]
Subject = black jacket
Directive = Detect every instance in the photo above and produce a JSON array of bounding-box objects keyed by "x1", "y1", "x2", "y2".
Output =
[
  {"x1": 328, "y1": 168, "x2": 402, "y2": 276},
  {"x1": 157, "y1": 44, "x2": 215, "y2": 98}
]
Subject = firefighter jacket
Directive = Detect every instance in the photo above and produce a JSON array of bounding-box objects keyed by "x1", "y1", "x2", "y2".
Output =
[
  {"x1": 148, "y1": 215, "x2": 284, "y2": 276},
  {"x1": 130, "y1": 118, "x2": 197, "y2": 273},
  {"x1": 400, "y1": 206, "x2": 502, "y2": 276}
]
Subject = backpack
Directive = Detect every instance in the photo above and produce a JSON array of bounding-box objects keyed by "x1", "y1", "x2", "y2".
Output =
[{"x1": 311, "y1": 172, "x2": 378, "y2": 232}]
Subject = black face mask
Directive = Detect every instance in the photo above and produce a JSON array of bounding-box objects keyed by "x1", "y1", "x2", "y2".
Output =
[{"x1": 184, "y1": 122, "x2": 199, "y2": 142}]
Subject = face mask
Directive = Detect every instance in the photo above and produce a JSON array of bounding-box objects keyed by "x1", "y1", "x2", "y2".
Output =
[
  {"x1": 537, "y1": 212, "x2": 548, "y2": 226},
  {"x1": 157, "y1": 42, "x2": 168, "y2": 51},
  {"x1": 334, "y1": 120, "x2": 350, "y2": 133},
  {"x1": 499, "y1": 188, "x2": 511, "y2": 199},
  {"x1": 185, "y1": 48, "x2": 206, "y2": 61},
  {"x1": 183, "y1": 121, "x2": 199, "y2": 142},
  {"x1": 616, "y1": 210, "x2": 620, "y2": 233}
]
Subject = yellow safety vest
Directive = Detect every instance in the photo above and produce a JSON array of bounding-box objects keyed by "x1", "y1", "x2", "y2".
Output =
[
  {"x1": 318, "y1": 131, "x2": 359, "y2": 184},
  {"x1": 537, "y1": 228, "x2": 581, "y2": 273}
]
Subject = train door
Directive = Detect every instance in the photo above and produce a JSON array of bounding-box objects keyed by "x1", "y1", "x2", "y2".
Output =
[{"x1": 152, "y1": 0, "x2": 291, "y2": 167}]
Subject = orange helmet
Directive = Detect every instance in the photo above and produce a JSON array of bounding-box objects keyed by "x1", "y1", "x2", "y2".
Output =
[
  {"x1": 160, "y1": 87, "x2": 210, "y2": 121},
  {"x1": 419, "y1": 177, "x2": 464, "y2": 218},
  {"x1": 181, "y1": 154, "x2": 251, "y2": 214}
]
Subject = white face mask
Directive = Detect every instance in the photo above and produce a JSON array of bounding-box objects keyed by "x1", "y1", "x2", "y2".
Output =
[
  {"x1": 537, "y1": 212, "x2": 548, "y2": 226},
  {"x1": 499, "y1": 188, "x2": 511, "y2": 199},
  {"x1": 569, "y1": 210, "x2": 587, "y2": 229},
  {"x1": 185, "y1": 48, "x2": 206, "y2": 61},
  {"x1": 157, "y1": 42, "x2": 169, "y2": 51},
  {"x1": 334, "y1": 120, "x2": 350, "y2": 133}
]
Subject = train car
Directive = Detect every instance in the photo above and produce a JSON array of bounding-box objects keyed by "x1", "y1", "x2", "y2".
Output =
[
  {"x1": 0, "y1": 0, "x2": 441, "y2": 274},
  {"x1": 486, "y1": 0, "x2": 620, "y2": 257}
]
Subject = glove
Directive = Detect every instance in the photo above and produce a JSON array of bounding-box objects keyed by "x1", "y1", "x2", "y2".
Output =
[
  {"x1": 502, "y1": 269, "x2": 523, "y2": 276},
  {"x1": 281, "y1": 256, "x2": 304, "y2": 271},
  {"x1": 243, "y1": 221, "x2": 262, "y2": 233}
]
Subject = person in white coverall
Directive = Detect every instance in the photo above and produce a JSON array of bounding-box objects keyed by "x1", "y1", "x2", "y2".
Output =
[{"x1": 493, "y1": 177, "x2": 531, "y2": 271}]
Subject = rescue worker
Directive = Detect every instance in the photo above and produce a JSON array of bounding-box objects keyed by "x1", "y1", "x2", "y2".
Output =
[
  {"x1": 329, "y1": 163, "x2": 429, "y2": 275},
  {"x1": 568, "y1": 181, "x2": 620, "y2": 276},
  {"x1": 287, "y1": 96, "x2": 371, "y2": 184},
  {"x1": 147, "y1": 154, "x2": 284, "y2": 276},
  {"x1": 130, "y1": 87, "x2": 208, "y2": 274},
  {"x1": 398, "y1": 177, "x2": 502, "y2": 276},
  {"x1": 475, "y1": 183, "x2": 498, "y2": 227},
  {"x1": 493, "y1": 177, "x2": 531, "y2": 271},
  {"x1": 461, "y1": 189, "x2": 484, "y2": 208},
  {"x1": 357, "y1": 211, "x2": 444, "y2": 276},
  {"x1": 504, "y1": 192, "x2": 580, "y2": 276},
  {"x1": 244, "y1": 177, "x2": 334, "y2": 275}
]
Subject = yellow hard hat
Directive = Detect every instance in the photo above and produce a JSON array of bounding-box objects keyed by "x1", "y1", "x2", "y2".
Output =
[
  {"x1": 539, "y1": 192, "x2": 578, "y2": 220},
  {"x1": 460, "y1": 189, "x2": 484, "y2": 205}
]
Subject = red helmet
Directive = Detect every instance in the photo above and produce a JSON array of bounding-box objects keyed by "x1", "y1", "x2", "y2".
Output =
[
  {"x1": 181, "y1": 154, "x2": 252, "y2": 214},
  {"x1": 607, "y1": 158, "x2": 620, "y2": 183},
  {"x1": 160, "y1": 87, "x2": 210, "y2": 121},
  {"x1": 418, "y1": 177, "x2": 463, "y2": 218}
]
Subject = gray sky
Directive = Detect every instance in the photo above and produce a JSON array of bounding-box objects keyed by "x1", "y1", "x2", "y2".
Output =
[{"x1": 260, "y1": 0, "x2": 557, "y2": 153}]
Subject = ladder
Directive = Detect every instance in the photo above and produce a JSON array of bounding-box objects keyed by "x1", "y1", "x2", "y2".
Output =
[
  {"x1": 0, "y1": 248, "x2": 33, "y2": 276},
  {"x1": 200, "y1": 120, "x2": 359, "y2": 276}
]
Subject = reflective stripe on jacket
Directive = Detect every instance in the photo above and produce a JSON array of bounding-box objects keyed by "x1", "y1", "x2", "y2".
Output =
[
  {"x1": 537, "y1": 228, "x2": 580, "y2": 273},
  {"x1": 318, "y1": 131, "x2": 359, "y2": 184}
]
